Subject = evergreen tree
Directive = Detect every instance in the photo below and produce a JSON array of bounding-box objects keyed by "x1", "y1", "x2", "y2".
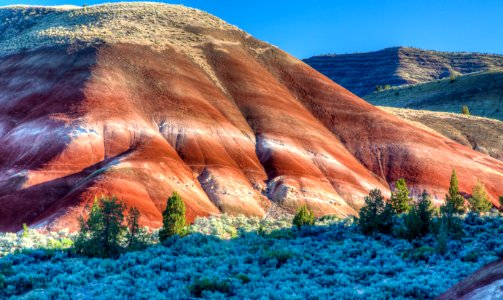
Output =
[
  {"x1": 390, "y1": 178, "x2": 411, "y2": 214},
  {"x1": 358, "y1": 189, "x2": 395, "y2": 235},
  {"x1": 468, "y1": 180, "x2": 493, "y2": 213},
  {"x1": 21, "y1": 223, "x2": 29, "y2": 238},
  {"x1": 292, "y1": 205, "x2": 315, "y2": 230},
  {"x1": 159, "y1": 192, "x2": 187, "y2": 242},
  {"x1": 445, "y1": 170, "x2": 465, "y2": 213},
  {"x1": 402, "y1": 190, "x2": 432, "y2": 240},
  {"x1": 461, "y1": 105, "x2": 470, "y2": 115},
  {"x1": 126, "y1": 206, "x2": 147, "y2": 250},
  {"x1": 74, "y1": 195, "x2": 127, "y2": 258},
  {"x1": 434, "y1": 200, "x2": 464, "y2": 239}
]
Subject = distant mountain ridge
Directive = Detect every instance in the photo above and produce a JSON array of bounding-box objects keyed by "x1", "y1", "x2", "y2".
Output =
[{"x1": 304, "y1": 47, "x2": 503, "y2": 96}]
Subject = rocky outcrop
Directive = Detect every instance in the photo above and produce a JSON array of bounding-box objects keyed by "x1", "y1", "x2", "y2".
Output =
[
  {"x1": 1, "y1": 3, "x2": 503, "y2": 231},
  {"x1": 304, "y1": 47, "x2": 503, "y2": 96},
  {"x1": 382, "y1": 107, "x2": 503, "y2": 161}
]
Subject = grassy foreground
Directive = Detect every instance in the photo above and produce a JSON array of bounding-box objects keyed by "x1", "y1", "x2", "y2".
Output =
[{"x1": 0, "y1": 213, "x2": 502, "y2": 299}]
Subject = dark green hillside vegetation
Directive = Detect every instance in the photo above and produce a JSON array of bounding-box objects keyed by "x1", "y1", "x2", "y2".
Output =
[{"x1": 365, "y1": 71, "x2": 503, "y2": 120}]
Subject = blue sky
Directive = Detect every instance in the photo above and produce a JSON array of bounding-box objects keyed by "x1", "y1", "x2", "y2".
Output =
[{"x1": 1, "y1": 0, "x2": 502, "y2": 58}]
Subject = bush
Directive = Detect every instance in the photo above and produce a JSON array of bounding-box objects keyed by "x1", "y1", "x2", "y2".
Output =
[
  {"x1": 189, "y1": 277, "x2": 232, "y2": 297},
  {"x1": 159, "y1": 192, "x2": 188, "y2": 242},
  {"x1": 264, "y1": 250, "x2": 295, "y2": 268},
  {"x1": 404, "y1": 246, "x2": 435, "y2": 262},
  {"x1": 461, "y1": 250, "x2": 478, "y2": 262},
  {"x1": 468, "y1": 180, "x2": 493, "y2": 213},
  {"x1": 358, "y1": 189, "x2": 395, "y2": 235},
  {"x1": 292, "y1": 205, "x2": 315, "y2": 230},
  {"x1": 74, "y1": 195, "x2": 127, "y2": 258}
]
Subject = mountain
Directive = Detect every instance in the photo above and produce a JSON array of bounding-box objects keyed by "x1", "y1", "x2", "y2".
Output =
[
  {"x1": 1, "y1": 3, "x2": 503, "y2": 231},
  {"x1": 303, "y1": 47, "x2": 503, "y2": 96},
  {"x1": 382, "y1": 107, "x2": 503, "y2": 161},
  {"x1": 438, "y1": 259, "x2": 503, "y2": 300},
  {"x1": 365, "y1": 71, "x2": 503, "y2": 120}
]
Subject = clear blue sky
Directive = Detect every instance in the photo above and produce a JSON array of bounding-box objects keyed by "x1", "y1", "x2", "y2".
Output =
[{"x1": 1, "y1": 0, "x2": 502, "y2": 58}]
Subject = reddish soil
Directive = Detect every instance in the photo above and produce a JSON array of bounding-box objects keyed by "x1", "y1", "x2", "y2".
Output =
[{"x1": 1, "y1": 30, "x2": 503, "y2": 231}]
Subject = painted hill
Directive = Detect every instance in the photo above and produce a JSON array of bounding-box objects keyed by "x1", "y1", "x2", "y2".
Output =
[
  {"x1": 304, "y1": 47, "x2": 503, "y2": 96},
  {"x1": 382, "y1": 107, "x2": 503, "y2": 161},
  {"x1": 1, "y1": 3, "x2": 503, "y2": 231},
  {"x1": 437, "y1": 259, "x2": 503, "y2": 299},
  {"x1": 365, "y1": 71, "x2": 503, "y2": 120}
]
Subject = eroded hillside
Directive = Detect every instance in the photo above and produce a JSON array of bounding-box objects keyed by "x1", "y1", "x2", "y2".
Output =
[{"x1": 1, "y1": 3, "x2": 503, "y2": 231}]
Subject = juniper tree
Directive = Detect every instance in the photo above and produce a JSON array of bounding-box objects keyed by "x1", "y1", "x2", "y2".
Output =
[
  {"x1": 159, "y1": 192, "x2": 187, "y2": 242},
  {"x1": 292, "y1": 204, "x2": 315, "y2": 230},
  {"x1": 445, "y1": 170, "x2": 465, "y2": 213},
  {"x1": 390, "y1": 178, "x2": 411, "y2": 214},
  {"x1": 358, "y1": 189, "x2": 395, "y2": 235},
  {"x1": 74, "y1": 195, "x2": 127, "y2": 258},
  {"x1": 468, "y1": 180, "x2": 493, "y2": 213},
  {"x1": 402, "y1": 190, "x2": 433, "y2": 240},
  {"x1": 461, "y1": 105, "x2": 470, "y2": 115},
  {"x1": 126, "y1": 206, "x2": 147, "y2": 250}
]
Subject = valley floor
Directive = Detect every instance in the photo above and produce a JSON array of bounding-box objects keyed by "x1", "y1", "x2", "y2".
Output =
[{"x1": 1, "y1": 214, "x2": 502, "y2": 299}]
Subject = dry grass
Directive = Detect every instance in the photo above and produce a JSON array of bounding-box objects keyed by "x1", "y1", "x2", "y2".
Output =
[
  {"x1": 382, "y1": 106, "x2": 503, "y2": 161},
  {"x1": 0, "y1": 2, "x2": 265, "y2": 91}
]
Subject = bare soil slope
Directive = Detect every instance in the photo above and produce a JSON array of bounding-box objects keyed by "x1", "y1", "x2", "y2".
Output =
[
  {"x1": 1, "y1": 3, "x2": 503, "y2": 231},
  {"x1": 382, "y1": 107, "x2": 503, "y2": 161}
]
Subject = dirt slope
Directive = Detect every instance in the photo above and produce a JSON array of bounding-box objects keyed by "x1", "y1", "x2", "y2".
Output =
[
  {"x1": 1, "y1": 3, "x2": 503, "y2": 231},
  {"x1": 382, "y1": 107, "x2": 503, "y2": 161}
]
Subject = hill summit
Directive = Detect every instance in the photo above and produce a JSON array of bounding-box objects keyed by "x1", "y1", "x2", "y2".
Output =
[{"x1": 1, "y1": 3, "x2": 503, "y2": 231}]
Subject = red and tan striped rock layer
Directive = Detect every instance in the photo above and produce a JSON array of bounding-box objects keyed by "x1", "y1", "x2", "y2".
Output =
[{"x1": 0, "y1": 3, "x2": 502, "y2": 231}]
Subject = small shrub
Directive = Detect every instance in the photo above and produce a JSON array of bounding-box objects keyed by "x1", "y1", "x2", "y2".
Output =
[
  {"x1": 404, "y1": 246, "x2": 435, "y2": 262},
  {"x1": 292, "y1": 205, "x2": 315, "y2": 230},
  {"x1": 263, "y1": 250, "x2": 295, "y2": 268},
  {"x1": 159, "y1": 192, "x2": 188, "y2": 242},
  {"x1": 236, "y1": 274, "x2": 250, "y2": 284},
  {"x1": 189, "y1": 277, "x2": 232, "y2": 297},
  {"x1": 461, "y1": 250, "x2": 478, "y2": 262}
]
